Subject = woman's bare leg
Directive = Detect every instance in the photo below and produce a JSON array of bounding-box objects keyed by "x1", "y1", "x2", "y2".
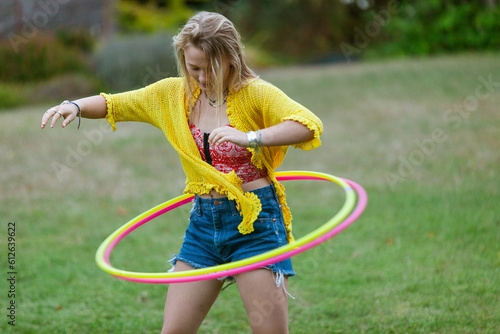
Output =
[
  {"x1": 235, "y1": 269, "x2": 289, "y2": 334},
  {"x1": 161, "y1": 261, "x2": 224, "y2": 334}
]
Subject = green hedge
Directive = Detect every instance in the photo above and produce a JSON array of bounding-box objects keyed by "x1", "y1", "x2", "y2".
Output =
[
  {"x1": 0, "y1": 34, "x2": 92, "y2": 84},
  {"x1": 368, "y1": 1, "x2": 500, "y2": 57}
]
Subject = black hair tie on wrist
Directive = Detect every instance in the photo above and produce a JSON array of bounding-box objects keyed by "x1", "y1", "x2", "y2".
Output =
[
  {"x1": 61, "y1": 100, "x2": 81, "y2": 130},
  {"x1": 69, "y1": 101, "x2": 81, "y2": 130}
]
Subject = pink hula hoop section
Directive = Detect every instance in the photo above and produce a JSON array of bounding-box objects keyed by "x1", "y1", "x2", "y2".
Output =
[{"x1": 95, "y1": 171, "x2": 367, "y2": 284}]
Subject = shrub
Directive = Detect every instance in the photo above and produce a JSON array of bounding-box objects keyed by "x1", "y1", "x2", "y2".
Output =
[
  {"x1": 117, "y1": 0, "x2": 193, "y2": 33},
  {"x1": 55, "y1": 29, "x2": 96, "y2": 53},
  {"x1": 0, "y1": 35, "x2": 90, "y2": 83},
  {"x1": 92, "y1": 33, "x2": 177, "y2": 92},
  {"x1": 368, "y1": 1, "x2": 500, "y2": 57},
  {"x1": 0, "y1": 83, "x2": 27, "y2": 109}
]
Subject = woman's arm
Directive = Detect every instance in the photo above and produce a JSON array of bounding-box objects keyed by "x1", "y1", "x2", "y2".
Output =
[
  {"x1": 259, "y1": 120, "x2": 314, "y2": 147},
  {"x1": 41, "y1": 95, "x2": 107, "y2": 129},
  {"x1": 209, "y1": 120, "x2": 314, "y2": 148}
]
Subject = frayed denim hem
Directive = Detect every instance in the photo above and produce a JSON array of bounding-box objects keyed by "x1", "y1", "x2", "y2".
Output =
[
  {"x1": 168, "y1": 255, "x2": 294, "y2": 298},
  {"x1": 168, "y1": 255, "x2": 237, "y2": 286}
]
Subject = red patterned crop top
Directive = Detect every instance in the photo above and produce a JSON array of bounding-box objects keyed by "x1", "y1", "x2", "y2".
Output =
[{"x1": 189, "y1": 123, "x2": 267, "y2": 184}]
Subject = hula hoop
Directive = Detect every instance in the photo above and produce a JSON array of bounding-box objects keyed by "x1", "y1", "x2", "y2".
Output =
[{"x1": 95, "y1": 171, "x2": 367, "y2": 284}]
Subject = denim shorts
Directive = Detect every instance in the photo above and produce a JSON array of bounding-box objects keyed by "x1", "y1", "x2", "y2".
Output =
[{"x1": 169, "y1": 184, "x2": 295, "y2": 279}]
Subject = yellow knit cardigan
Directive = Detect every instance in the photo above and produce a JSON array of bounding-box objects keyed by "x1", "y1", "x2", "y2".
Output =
[{"x1": 101, "y1": 77, "x2": 323, "y2": 243}]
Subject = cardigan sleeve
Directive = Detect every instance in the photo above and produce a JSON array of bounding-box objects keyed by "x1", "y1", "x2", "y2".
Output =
[
  {"x1": 100, "y1": 77, "x2": 183, "y2": 131},
  {"x1": 258, "y1": 81, "x2": 323, "y2": 150}
]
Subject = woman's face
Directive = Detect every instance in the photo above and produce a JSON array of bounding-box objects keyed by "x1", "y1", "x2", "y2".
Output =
[{"x1": 184, "y1": 45, "x2": 229, "y2": 93}]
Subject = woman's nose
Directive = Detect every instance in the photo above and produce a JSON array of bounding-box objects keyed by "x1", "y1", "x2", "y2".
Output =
[{"x1": 199, "y1": 70, "x2": 206, "y2": 82}]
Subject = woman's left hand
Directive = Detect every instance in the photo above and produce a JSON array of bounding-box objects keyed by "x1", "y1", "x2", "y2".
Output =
[{"x1": 209, "y1": 126, "x2": 248, "y2": 147}]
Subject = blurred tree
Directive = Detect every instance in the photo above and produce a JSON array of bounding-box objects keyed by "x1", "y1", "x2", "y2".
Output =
[{"x1": 225, "y1": 0, "x2": 366, "y2": 62}]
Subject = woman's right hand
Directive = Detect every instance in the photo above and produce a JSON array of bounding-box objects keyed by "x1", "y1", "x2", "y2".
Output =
[{"x1": 41, "y1": 102, "x2": 80, "y2": 129}]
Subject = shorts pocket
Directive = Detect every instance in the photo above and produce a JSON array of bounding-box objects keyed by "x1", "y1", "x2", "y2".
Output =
[{"x1": 254, "y1": 217, "x2": 286, "y2": 247}]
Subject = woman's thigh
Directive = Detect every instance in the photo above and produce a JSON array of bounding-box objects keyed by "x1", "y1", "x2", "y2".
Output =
[
  {"x1": 162, "y1": 261, "x2": 224, "y2": 334},
  {"x1": 235, "y1": 269, "x2": 289, "y2": 334}
]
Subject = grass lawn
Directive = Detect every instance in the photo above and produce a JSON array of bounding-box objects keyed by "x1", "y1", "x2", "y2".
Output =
[{"x1": 1, "y1": 53, "x2": 499, "y2": 333}]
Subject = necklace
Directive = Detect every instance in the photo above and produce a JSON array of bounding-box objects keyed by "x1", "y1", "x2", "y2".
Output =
[{"x1": 204, "y1": 89, "x2": 228, "y2": 108}]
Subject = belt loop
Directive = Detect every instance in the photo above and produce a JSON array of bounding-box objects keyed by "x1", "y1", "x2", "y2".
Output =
[
  {"x1": 270, "y1": 182, "x2": 279, "y2": 202},
  {"x1": 195, "y1": 196, "x2": 202, "y2": 216}
]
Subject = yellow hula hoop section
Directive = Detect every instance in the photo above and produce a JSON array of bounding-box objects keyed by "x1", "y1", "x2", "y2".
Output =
[{"x1": 96, "y1": 171, "x2": 357, "y2": 281}]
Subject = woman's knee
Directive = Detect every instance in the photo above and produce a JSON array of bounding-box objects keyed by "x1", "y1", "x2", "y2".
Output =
[{"x1": 236, "y1": 269, "x2": 290, "y2": 333}]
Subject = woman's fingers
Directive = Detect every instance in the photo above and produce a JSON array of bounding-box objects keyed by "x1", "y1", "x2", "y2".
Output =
[
  {"x1": 61, "y1": 114, "x2": 73, "y2": 128},
  {"x1": 41, "y1": 106, "x2": 76, "y2": 129},
  {"x1": 50, "y1": 110, "x2": 64, "y2": 128},
  {"x1": 209, "y1": 126, "x2": 248, "y2": 147},
  {"x1": 41, "y1": 108, "x2": 57, "y2": 129}
]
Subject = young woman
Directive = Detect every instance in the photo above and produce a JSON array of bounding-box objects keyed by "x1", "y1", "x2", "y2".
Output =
[{"x1": 41, "y1": 11, "x2": 323, "y2": 334}]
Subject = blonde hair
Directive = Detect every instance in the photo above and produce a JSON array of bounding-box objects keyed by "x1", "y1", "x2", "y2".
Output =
[{"x1": 173, "y1": 11, "x2": 258, "y2": 118}]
